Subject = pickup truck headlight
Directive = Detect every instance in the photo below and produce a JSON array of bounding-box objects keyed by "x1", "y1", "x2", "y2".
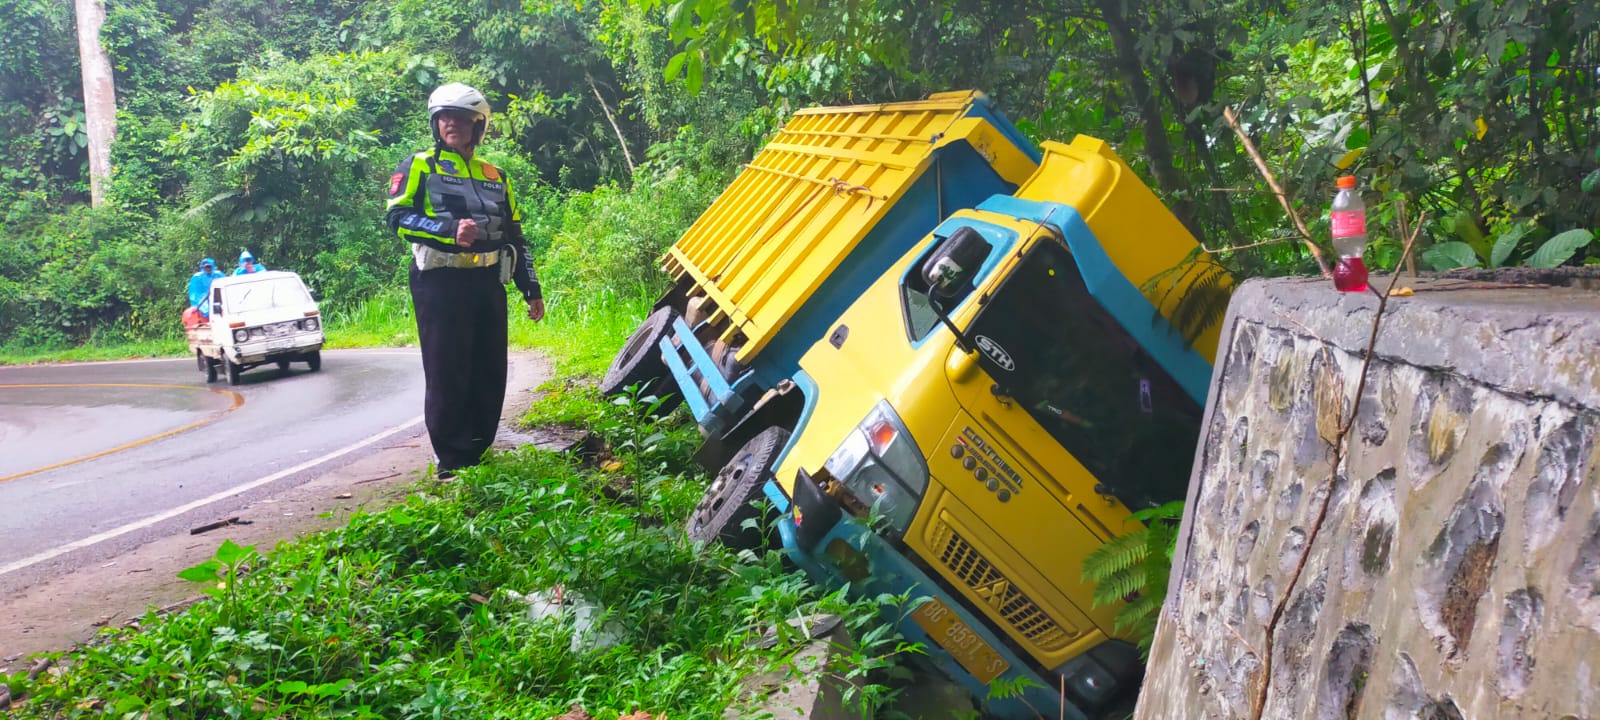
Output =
[
  {"x1": 232, "y1": 329, "x2": 249, "y2": 342},
  {"x1": 822, "y1": 401, "x2": 928, "y2": 536},
  {"x1": 300, "y1": 317, "x2": 320, "y2": 331}
]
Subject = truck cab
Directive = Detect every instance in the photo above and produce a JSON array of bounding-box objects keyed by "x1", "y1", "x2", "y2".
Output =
[
  {"x1": 688, "y1": 136, "x2": 1230, "y2": 718},
  {"x1": 189, "y1": 271, "x2": 325, "y2": 385}
]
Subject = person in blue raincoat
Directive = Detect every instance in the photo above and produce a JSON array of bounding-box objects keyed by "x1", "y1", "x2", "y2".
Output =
[
  {"x1": 187, "y1": 257, "x2": 225, "y2": 318},
  {"x1": 233, "y1": 250, "x2": 267, "y2": 275}
]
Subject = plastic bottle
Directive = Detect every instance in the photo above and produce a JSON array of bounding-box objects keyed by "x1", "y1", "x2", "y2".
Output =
[{"x1": 1330, "y1": 175, "x2": 1369, "y2": 292}]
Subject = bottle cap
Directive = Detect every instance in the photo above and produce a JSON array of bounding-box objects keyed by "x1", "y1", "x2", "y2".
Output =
[{"x1": 1337, "y1": 176, "x2": 1356, "y2": 189}]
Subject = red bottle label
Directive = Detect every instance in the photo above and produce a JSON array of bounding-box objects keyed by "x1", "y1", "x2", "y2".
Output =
[{"x1": 1331, "y1": 210, "x2": 1365, "y2": 238}]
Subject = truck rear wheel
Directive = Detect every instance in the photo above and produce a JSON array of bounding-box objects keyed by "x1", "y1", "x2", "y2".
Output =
[
  {"x1": 601, "y1": 306, "x2": 680, "y2": 413},
  {"x1": 276, "y1": 358, "x2": 291, "y2": 371},
  {"x1": 226, "y1": 358, "x2": 242, "y2": 386},
  {"x1": 687, "y1": 426, "x2": 789, "y2": 551}
]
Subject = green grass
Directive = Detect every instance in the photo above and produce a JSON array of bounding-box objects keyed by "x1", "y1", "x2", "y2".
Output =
[
  {"x1": 4, "y1": 389, "x2": 919, "y2": 719},
  {"x1": 510, "y1": 290, "x2": 655, "y2": 378},
  {"x1": 321, "y1": 289, "x2": 419, "y2": 350},
  {"x1": 0, "y1": 337, "x2": 188, "y2": 365}
]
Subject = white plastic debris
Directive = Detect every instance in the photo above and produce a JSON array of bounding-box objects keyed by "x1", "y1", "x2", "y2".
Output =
[{"x1": 505, "y1": 586, "x2": 625, "y2": 653}]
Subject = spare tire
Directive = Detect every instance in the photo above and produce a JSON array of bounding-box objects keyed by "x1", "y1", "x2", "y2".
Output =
[
  {"x1": 687, "y1": 426, "x2": 790, "y2": 551},
  {"x1": 601, "y1": 306, "x2": 681, "y2": 412}
]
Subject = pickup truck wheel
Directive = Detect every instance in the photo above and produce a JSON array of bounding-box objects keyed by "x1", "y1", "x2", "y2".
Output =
[
  {"x1": 306, "y1": 351, "x2": 321, "y2": 371},
  {"x1": 687, "y1": 426, "x2": 789, "y2": 550},
  {"x1": 601, "y1": 306, "x2": 681, "y2": 413},
  {"x1": 275, "y1": 358, "x2": 291, "y2": 371},
  {"x1": 195, "y1": 350, "x2": 206, "y2": 373},
  {"x1": 204, "y1": 356, "x2": 218, "y2": 383},
  {"x1": 225, "y1": 359, "x2": 242, "y2": 386}
]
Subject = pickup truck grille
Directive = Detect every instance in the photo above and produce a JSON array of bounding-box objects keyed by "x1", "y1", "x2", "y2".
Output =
[{"x1": 930, "y1": 521, "x2": 1072, "y2": 653}]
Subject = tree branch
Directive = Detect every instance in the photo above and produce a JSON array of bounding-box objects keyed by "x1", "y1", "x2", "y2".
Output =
[
  {"x1": 587, "y1": 74, "x2": 636, "y2": 178},
  {"x1": 1221, "y1": 106, "x2": 1332, "y2": 277},
  {"x1": 1247, "y1": 213, "x2": 1424, "y2": 720}
]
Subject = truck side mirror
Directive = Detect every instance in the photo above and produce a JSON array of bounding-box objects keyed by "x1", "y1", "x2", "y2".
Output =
[
  {"x1": 919, "y1": 226, "x2": 992, "y2": 354},
  {"x1": 211, "y1": 288, "x2": 224, "y2": 316},
  {"x1": 920, "y1": 226, "x2": 993, "y2": 297}
]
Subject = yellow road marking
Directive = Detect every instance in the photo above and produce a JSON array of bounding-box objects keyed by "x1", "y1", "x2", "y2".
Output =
[{"x1": 0, "y1": 383, "x2": 244, "y2": 484}]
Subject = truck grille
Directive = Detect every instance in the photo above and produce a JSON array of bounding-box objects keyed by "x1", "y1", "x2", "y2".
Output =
[{"x1": 931, "y1": 522, "x2": 1072, "y2": 653}]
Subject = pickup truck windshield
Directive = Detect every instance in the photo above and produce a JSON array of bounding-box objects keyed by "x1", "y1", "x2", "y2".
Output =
[
  {"x1": 967, "y1": 240, "x2": 1201, "y2": 510},
  {"x1": 224, "y1": 280, "x2": 312, "y2": 314}
]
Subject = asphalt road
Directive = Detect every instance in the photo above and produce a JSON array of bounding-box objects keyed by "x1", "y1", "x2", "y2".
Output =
[{"x1": 0, "y1": 349, "x2": 428, "y2": 593}]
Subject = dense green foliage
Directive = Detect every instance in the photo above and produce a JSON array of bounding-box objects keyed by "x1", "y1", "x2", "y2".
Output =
[
  {"x1": 5, "y1": 387, "x2": 921, "y2": 718},
  {"x1": 0, "y1": 0, "x2": 1595, "y2": 349}
]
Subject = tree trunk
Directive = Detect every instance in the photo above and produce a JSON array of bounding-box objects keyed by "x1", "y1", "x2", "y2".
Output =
[
  {"x1": 1094, "y1": 0, "x2": 1198, "y2": 235},
  {"x1": 74, "y1": 0, "x2": 117, "y2": 207}
]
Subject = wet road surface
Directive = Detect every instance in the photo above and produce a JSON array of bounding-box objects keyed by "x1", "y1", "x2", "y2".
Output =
[{"x1": 0, "y1": 350, "x2": 427, "y2": 593}]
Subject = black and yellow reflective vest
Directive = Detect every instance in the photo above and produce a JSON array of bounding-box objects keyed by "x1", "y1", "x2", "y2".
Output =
[{"x1": 385, "y1": 148, "x2": 541, "y2": 301}]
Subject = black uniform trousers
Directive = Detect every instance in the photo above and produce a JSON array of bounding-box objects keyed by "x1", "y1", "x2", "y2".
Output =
[{"x1": 409, "y1": 263, "x2": 508, "y2": 472}]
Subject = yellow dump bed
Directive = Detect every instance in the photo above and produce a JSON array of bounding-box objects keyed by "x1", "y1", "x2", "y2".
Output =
[{"x1": 662, "y1": 91, "x2": 1039, "y2": 362}]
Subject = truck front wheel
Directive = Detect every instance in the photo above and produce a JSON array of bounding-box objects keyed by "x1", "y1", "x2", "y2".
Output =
[
  {"x1": 306, "y1": 351, "x2": 321, "y2": 371},
  {"x1": 226, "y1": 358, "x2": 242, "y2": 386},
  {"x1": 600, "y1": 306, "x2": 680, "y2": 413},
  {"x1": 687, "y1": 426, "x2": 789, "y2": 551}
]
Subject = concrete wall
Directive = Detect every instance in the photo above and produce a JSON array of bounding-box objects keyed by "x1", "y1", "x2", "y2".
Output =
[{"x1": 1138, "y1": 274, "x2": 1600, "y2": 720}]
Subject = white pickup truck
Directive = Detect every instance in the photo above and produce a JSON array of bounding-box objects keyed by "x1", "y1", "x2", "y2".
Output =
[{"x1": 187, "y1": 271, "x2": 325, "y2": 385}]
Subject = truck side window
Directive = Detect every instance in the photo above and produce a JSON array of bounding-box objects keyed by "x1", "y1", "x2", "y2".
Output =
[{"x1": 967, "y1": 240, "x2": 1202, "y2": 510}]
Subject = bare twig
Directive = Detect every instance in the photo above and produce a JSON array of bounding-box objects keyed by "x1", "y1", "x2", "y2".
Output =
[
  {"x1": 1201, "y1": 235, "x2": 1306, "y2": 255},
  {"x1": 354, "y1": 471, "x2": 402, "y2": 485},
  {"x1": 587, "y1": 75, "x2": 636, "y2": 177},
  {"x1": 1224, "y1": 621, "x2": 1262, "y2": 660},
  {"x1": 1248, "y1": 214, "x2": 1423, "y2": 720},
  {"x1": 1221, "y1": 106, "x2": 1333, "y2": 277},
  {"x1": 0, "y1": 657, "x2": 57, "y2": 710}
]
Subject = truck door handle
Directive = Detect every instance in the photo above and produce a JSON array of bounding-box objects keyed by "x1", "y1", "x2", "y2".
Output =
[{"x1": 829, "y1": 324, "x2": 849, "y2": 349}]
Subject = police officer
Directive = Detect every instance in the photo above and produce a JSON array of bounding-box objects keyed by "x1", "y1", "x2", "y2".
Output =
[{"x1": 386, "y1": 83, "x2": 545, "y2": 478}]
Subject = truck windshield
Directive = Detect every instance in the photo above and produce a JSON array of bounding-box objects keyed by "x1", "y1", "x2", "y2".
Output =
[
  {"x1": 224, "y1": 280, "x2": 312, "y2": 314},
  {"x1": 967, "y1": 240, "x2": 1201, "y2": 510}
]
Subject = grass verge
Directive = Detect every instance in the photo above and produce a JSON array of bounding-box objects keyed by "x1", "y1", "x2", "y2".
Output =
[{"x1": 3, "y1": 378, "x2": 920, "y2": 720}]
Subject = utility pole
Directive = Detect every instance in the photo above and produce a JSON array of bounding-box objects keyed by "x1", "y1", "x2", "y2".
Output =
[{"x1": 74, "y1": 0, "x2": 117, "y2": 206}]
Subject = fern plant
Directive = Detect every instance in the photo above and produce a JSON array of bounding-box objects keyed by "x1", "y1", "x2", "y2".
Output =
[
  {"x1": 1080, "y1": 500, "x2": 1185, "y2": 653},
  {"x1": 1140, "y1": 249, "x2": 1234, "y2": 345}
]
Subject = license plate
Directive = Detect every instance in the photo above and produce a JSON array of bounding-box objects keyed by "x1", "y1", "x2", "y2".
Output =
[
  {"x1": 267, "y1": 339, "x2": 291, "y2": 351},
  {"x1": 910, "y1": 596, "x2": 1010, "y2": 684}
]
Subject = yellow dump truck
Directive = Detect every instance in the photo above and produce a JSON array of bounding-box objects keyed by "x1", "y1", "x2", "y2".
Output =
[
  {"x1": 600, "y1": 91, "x2": 1040, "y2": 468},
  {"x1": 683, "y1": 136, "x2": 1230, "y2": 719}
]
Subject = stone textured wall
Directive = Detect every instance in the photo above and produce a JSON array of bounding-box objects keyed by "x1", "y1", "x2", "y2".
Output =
[{"x1": 1138, "y1": 275, "x2": 1600, "y2": 720}]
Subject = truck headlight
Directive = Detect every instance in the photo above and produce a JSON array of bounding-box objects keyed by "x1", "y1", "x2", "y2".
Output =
[
  {"x1": 233, "y1": 329, "x2": 249, "y2": 342},
  {"x1": 822, "y1": 401, "x2": 928, "y2": 536},
  {"x1": 302, "y1": 317, "x2": 320, "y2": 331}
]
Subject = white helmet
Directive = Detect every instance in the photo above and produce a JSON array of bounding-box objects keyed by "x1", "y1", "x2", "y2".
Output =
[{"x1": 428, "y1": 83, "x2": 491, "y2": 146}]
